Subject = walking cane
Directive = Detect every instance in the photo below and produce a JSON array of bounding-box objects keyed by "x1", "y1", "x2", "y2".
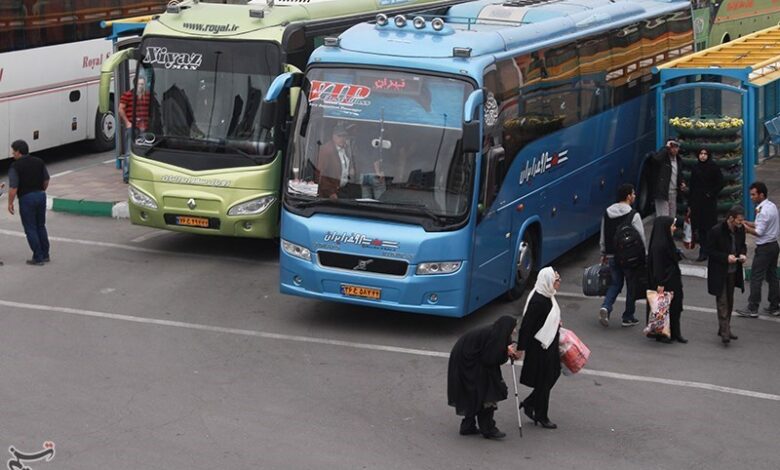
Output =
[{"x1": 510, "y1": 359, "x2": 523, "y2": 437}]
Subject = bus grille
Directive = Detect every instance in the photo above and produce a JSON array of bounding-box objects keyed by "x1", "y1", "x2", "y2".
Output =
[{"x1": 317, "y1": 251, "x2": 408, "y2": 276}]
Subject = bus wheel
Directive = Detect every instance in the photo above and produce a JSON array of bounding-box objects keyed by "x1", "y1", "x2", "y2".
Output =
[
  {"x1": 506, "y1": 230, "x2": 538, "y2": 301},
  {"x1": 91, "y1": 105, "x2": 116, "y2": 152}
]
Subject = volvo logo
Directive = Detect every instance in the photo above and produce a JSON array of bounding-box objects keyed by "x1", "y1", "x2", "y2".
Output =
[
  {"x1": 187, "y1": 198, "x2": 197, "y2": 210},
  {"x1": 353, "y1": 259, "x2": 374, "y2": 271}
]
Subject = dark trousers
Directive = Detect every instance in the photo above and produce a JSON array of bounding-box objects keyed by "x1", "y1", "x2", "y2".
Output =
[
  {"x1": 748, "y1": 241, "x2": 780, "y2": 311},
  {"x1": 524, "y1": 386, "x2": 552, "y2": 421},
  {"x1": 462, "y1": 406, "x2": 497, "y2": 434},
  {"x1": 19, "y1": 192, "x2": 50, "y2": 262},
  {"x1": 716, "y1": 273, "x2": 736, "y2": 339},
  {"x1": 697, "y1": 228, "x2": 709, "y2": 258}
]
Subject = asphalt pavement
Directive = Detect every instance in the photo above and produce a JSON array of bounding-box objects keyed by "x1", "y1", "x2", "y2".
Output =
[{"x1": 0, "y1": 149, "x2": 778, "y2": 469}]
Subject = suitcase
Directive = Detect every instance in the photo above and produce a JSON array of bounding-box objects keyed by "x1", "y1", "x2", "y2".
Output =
[{"x1": 582, "y1": 263, "x2": 611, "y2": 297}]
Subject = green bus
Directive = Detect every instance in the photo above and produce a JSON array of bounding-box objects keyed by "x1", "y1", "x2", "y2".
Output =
[
  {"x1": 691, "y1": 0, "x2": 780, "y2": 50},
  {"x1": 99, "y1": 0, "x2": 468, "y2": 238}
]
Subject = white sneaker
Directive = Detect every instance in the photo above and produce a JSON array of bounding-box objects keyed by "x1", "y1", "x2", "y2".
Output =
[{"x1": 599, "y1": 308, "x2": 609, "y2": 327}]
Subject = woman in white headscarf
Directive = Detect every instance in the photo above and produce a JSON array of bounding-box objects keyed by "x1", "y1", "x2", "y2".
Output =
[{"x1": 516, "y1": 266, "x2": 562, "y2": 429}]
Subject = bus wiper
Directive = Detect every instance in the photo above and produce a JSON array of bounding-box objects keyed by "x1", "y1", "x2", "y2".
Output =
[
  {"x1": 293, "y1": 198, "x2": 372, "y2": 209},
  {"x1": 141, "y1": 135, "x2": 171, "y2": 155},
  {"x1": 220, "y1": 143, "x2": 262, "y2": 164},
  {"x1": 362, "y1": 201, "x2": 452, "y2": 222}
]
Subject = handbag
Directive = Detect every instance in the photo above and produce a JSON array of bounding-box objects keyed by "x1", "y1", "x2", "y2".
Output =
[
  {"x1": 559, "y1": 327, "x2": 590, "y2": 374},
  {"x1": 643, "y1": 290, "x2": 673, "y2": 338},
  {"x1": 582, "y1": 263, "x2": 611, "y2": 297}
]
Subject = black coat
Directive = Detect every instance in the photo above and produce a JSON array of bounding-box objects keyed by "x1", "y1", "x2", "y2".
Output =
[
  {"x1": 651, "y1": 147, "x2": 684, "y2": 201},
  {"x1": 447, "y1": 316, "x2": 515, "y2": 417},
  {"x1": 706, "y1": 221, "x2": 747, "y2": 296},
  {"x1": 689, "y1": 159, "x2": 723, "y2": 232},
  {"x1": 647, "y1": 216, "x2": 683, "y2": 293},
  {"x1": 517, "y1": 293, "x2": 560, "y2": 390}
]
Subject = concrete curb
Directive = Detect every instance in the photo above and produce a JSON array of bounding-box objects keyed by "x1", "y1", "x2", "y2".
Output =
[{"x1": 48, "y1": 197, "x2": 129, "y2": 219}]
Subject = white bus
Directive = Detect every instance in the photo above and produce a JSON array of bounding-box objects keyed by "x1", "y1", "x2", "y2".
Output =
[{"x1": 0, "y1": 1, "x2": 165, "y2": 159}]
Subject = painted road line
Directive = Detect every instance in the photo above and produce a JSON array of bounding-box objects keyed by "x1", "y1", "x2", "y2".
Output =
[
  {"x1": 557, "y1": 291, "x2": 780, "y2": 324},
  {"x1": 0, "y1": 228, "x2": 271, "y2": 266},
  {"x1": 1, "y1": 298, "x2": 778, "y2": 402},
  {"x1": 49, "y1": 169, "x2": 74, "y2": 178},
  {"x1": 131, "y1": 229, "x2": 172, "y2": 243},
  {"x1": 103, "y1": 158, "x2": 115, "y2": 164}
]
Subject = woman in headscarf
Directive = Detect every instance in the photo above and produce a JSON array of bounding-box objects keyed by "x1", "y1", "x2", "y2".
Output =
[
  {"x1": 447, "y1": 315, "x2": 517, "y2": 440},
  {"x1": 516, "y1": 267, "x2": 562, "y2": 429},
  {"x1": 647, "y1": 216, "x2": 687, "y2": 343},
  {"x1": 689, "y1": 148, "x2": 724, "y2": 261}
]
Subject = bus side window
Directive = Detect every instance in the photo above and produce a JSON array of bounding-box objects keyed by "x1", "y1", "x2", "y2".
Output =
[{"x1": 0, "y1": 2, "x2": 26, "y2": 53}]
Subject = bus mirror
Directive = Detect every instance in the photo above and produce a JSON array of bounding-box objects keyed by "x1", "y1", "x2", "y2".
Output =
[
  {"x1": 260, "y1": 100, "x2": 277, "y2": 130},
  {"x1": 462, "y1": 121, "x2": 480, "y2": 153},
  {"x1": 131, "y1": 47, "x2": 142, "y2": 61},
  {"x1": 266, "y1": 72, "x2": 303, "y2": 103}
]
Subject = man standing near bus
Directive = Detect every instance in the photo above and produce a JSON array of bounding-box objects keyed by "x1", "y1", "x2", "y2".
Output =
[
  {"x1": 118, "y1": 76, "x2": 151, "y2": 180},
  {"x1": 652, "y1": 140, "x2": 686, "y2": 218},
  {"x1": 7, "y1": 140, "x2": 50, "y2": 266}
]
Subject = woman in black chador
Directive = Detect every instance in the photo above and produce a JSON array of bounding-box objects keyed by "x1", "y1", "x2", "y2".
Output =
[
  {"x1": 517, "y1": 267, "x2": 562, "y2": 429},
  {"x1": 648, "y1": 216, "x2": 687, "y2": 343},
  {"x1": 447, "y1": 315, "x2": 517, "y2": 440},
  {"x1": 689, "y1": 148, "x2": 724, "y2": 261}
]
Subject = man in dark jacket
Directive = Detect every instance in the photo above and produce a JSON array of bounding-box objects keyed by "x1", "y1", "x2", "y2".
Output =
[
  {"x1": 7, "y1": 140, "x2": 50, "y2": 265},
  {"x1": 706, "y1": 205, "x2": 747, "y2": 344},
  {"x1": 651, "y1": 140, "x2": 687, "y2": 218}
]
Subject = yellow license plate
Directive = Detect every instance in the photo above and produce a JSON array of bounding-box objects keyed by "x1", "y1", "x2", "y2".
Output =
[
  {"x1": 176, "y1": 216, "x2": 209, "y2": 228},
  {"x1": 340, "y1": 284, "x2": 381, "y2": 300}
]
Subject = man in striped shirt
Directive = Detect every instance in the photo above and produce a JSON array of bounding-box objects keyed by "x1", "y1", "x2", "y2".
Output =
[{"x1": 119, "y1": 76, "x2": 151, "y2": 141}]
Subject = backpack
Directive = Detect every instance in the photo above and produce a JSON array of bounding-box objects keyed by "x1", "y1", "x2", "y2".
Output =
[{"x1": 613, "y1": 210, "x2": 645, "y2": 269}]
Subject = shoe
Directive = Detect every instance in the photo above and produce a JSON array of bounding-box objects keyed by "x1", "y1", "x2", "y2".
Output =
[
  {"x1": 534, "y1": 418, "x2": 557, "y2": 429},
  {"x1": 763, "y1": 306, "x2": 780, "y2": 315},
  {"x1": 656, "y1": 336, "x2": 673, "y2": 344},
  {"x1": 736, "y1": 308, "x2": 758, "y2": 318},
  {"x1": 598, "y1": 308, "x2": 609, "y2": 327},
  {"x1": 25, "y1": 259, "x2": 44, "y2": 266},
  {"x1": 722, "y1": 337, "x2": 730, "y2": 345},
  {"x1": 43, "y1": 257, "x2": 50, "y2": 263},
  {"x1": 674, "y1": 336, "x2": 688, "y2": 344},
  {"x1": 519, "y1": 401, "x2": 534, "y2": 421},
  {"x1": 621, "y1": 318, "x2": 639, "y2": 327},
  {"x1": 459, "y1": 418, "x2": 479, "y2": 436},
  {"x1": 0, "y1": 261, "x2": 3, "y2": 266},
  {"x1": 729, "y1": 333, "x2": 738, "y2": 340},
  {"x1": 482, "y1": 428, "x2": 506, "y2": 440}
]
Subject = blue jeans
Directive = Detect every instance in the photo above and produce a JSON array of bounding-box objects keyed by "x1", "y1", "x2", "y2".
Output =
[
  {"x1": 19, "y1": 191, "x2": 50, "y2": 262},
  {"x1": 601, "y1": 258, "x2": 637, "y2": 321}
]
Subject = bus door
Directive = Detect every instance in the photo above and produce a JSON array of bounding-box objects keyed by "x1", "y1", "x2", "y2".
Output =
[
  {"x1": 111, "y1": 37, "x2": 140, "y2": 177},
  {"x1": 471, "y1": 139, "x2": 513, "y2": 308}
]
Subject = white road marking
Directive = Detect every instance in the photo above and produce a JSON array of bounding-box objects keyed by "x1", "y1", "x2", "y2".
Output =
[
  {"x1": 557, "y1": 291, "x2": 780, "y2": 324},
  {"x1": 1, "y1": 298, "x2": 778, "y2": 402},
  {"x1": 131, "y1": 230, "x2": 170, "y2": 243},
  {"x1": 49, "y1": 169, "x2": 74, "y2": 178},
  {"x1": 0, "y1": 228, "x2": 270, "y2": 265},
  {"x1": 102, "y1": 158, "x2": 115, "y2": 164}
]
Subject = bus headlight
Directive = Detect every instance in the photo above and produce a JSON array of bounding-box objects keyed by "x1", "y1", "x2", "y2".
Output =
[
  {"x1": 416, "y1": 261, "x2": 461, "y2": 275},
  {"x1": 281, "y1": 239, "x2": 312, "y2": 261},
  {"x1": 228, "y1": 195, "x2": 276, "y2": 216},
  {"x1": 128, "y1": 185, "x2": 158, "y2": 210}
]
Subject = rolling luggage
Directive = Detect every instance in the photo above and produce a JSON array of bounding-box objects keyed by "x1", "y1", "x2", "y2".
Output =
[{"x1": 582, "y1": 263, "x2": 610, "y2": 297}]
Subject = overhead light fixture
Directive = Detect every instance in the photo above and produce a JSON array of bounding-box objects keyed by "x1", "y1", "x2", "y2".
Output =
[
  {"x1": 413, "y1": 16, "x2": 426, "y2": 29},
  {"x1": 376, "y1": 13, "x2": 388, "y2": 26},
  {"x1": 453, "y1": 47, "x2": 472, "y2": 58},
  {"x1": 431, "y1": 17, "x2": 444, "y2": 31},
  {"x1": 249, "y1": 9, "x2": 265, "y2": 18},
  {"x1": 394, "y1": 15, "x2": 407, "y2": 27},
  {"x1": 323, "y1": 37, "x2": 340, "y2": 47}
]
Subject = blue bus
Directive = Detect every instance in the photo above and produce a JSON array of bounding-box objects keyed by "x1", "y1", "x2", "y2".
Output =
[{"x1": 266, "y1": 0, "x2": 697, "y2": 317}]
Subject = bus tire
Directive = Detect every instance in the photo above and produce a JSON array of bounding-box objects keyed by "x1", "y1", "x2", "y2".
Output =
[
  {"x1": 506, "y1": 229, "x2": 538, "y2": 301},
  {"x1": 91, "y1": 104, "x2": 116, "y2": 152}
]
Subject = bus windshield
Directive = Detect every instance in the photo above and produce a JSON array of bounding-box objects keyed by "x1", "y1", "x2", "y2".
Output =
[
  {"x1": 134, "y1": 37, "x2": 281, "y2": 170},
  {"x1": 285, "y1": 68, "x2": 474, "y2": 228}
]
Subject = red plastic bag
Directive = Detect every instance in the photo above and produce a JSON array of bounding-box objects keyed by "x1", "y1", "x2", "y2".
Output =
[{"x1": 559, "y1": 327, "x2": 590, "y2": 374}]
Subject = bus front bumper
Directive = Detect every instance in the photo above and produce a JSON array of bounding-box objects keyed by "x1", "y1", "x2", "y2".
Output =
[{"x1": 279, "y1": 253, "x2": 470, "y2": 318}]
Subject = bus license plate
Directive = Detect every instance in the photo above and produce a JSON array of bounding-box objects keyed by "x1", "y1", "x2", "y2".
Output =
[
  {"x1": 176, "y1": 216, "x2": 210, "y2": 228},
  {"x1": 340, "y1": 284, "x2": 381, "y2": 300}
]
